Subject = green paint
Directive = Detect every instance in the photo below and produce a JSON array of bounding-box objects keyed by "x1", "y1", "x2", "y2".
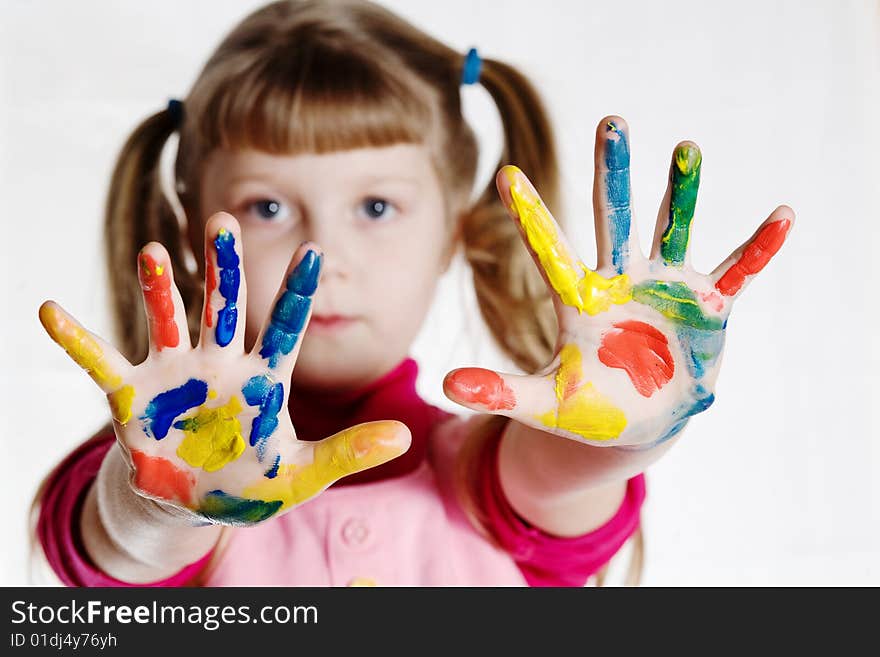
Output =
[
  {"x1": 660, "y1": 144, "x2": 701, "y2": 266},
  {"x1": 198, "y1": 490, "x2": 282, "y2": 525},
  {"x1": 632, "y1": 280, "x2": 723, "y2": 330}
]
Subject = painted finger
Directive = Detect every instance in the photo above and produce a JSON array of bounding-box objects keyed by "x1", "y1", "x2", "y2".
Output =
[
  {"x1": 200, "y1": 213, "x2": 247, "y2": 352},
  {"x1": 496, "y1": 165, "x2": 632, "y2": 316},
  {"x1": 444, "y1": 367, "x2": 522, "y2": 413},
  {"x1": 138, "y1": 242, "x2": 191, "y2": 355},
  {"x1": 650, "y1": 142, "x2": 702, "y2": 268},
  {"x1": 237, "y1": 420, "x2": 411, "y2": 513},
  {"x1": 593, "y1": 117, "x2": 640, "y2": 274},
  {"x1": 710, "y1": 205, "x2": 794, "y2": 300},
  {"x1": 253, "y1": 242, "x2": 322, "y2": 372},
  {"x1": 443, "y1": 366, "x2": 558, "y2": 427},
  {"x1": 38, "y1": 300, "x2": 134, "y2": 396},
  {"x1": 445, "y1": 343, "x2": 630, "y2": 444}
]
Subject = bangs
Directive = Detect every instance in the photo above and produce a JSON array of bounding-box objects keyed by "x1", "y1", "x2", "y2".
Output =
[{"x1": 194, "y1": 40, "x2": 436, "y2": 155}]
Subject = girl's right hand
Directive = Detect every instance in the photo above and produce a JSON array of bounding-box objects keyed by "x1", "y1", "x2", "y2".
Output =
[{"x1": 39, "y1": 212, "x2": 410, "y2": 526}]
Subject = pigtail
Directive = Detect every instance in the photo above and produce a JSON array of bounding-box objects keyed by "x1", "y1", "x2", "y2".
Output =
[
  {"x1": 460, "y1": 58, "x2": 561, "y2": 374},
  {"x1": 104, "y1": 108, "x2": 200, "y2": 364}
]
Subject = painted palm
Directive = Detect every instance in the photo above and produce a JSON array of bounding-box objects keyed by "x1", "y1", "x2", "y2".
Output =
[
  {"x1": 445, "y1": 117, "x2": 793, "y2": 449},
  {"x1": 40, "y1": 214, "x2": 409, "y2": 525}
]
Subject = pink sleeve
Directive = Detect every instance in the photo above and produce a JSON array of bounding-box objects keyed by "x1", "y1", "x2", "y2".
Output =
[
  {"x1": 36, "y1": 434, "x2": 212, "y2": 587},
  {"x1": 477, "y1": 429, "x2": 646, "y2": 587}
]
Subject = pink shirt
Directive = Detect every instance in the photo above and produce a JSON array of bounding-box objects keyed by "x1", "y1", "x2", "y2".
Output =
[{"x1": 37, "y1": 359, "x2": 645, "y2": 587}]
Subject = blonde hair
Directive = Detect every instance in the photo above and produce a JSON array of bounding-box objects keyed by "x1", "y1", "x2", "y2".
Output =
[{"x1": 36, "y1": 0, "x2": 642, "y2": 585}]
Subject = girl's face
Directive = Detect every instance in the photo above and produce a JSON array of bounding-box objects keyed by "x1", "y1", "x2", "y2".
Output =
[{"x1": 199, "y1": 144, "x2": 450, "y2": 391}]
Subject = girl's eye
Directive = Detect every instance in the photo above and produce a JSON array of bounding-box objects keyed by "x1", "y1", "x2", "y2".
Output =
[
  {"x1": 248, "y1": 199, "x2": 290, "y2": 223},
  {"x1": 359, "y1": 197, "x2": 396, "y2": 222}
]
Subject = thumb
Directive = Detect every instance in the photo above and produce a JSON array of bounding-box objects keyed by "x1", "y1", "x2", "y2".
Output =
[
  {"x1": 443, "y1": 367, "x2": 555, "y2": 422},
  {"x1": 242, "y1": 421, "x2": 411, "y2": 512},
  {"x1": 444, "y1": 353, "x2": 628, "y2": 445},
  {"x1": 310, "y1": 420, "x2": 412, "y2": 479}
]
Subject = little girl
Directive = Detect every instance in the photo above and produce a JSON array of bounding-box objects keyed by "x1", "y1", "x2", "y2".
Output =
[{"x1": 33, "y1": 0, "x2": 793, "y2": 587}]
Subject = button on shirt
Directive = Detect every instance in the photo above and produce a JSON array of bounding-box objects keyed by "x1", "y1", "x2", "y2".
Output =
[{"x1": 340, "y1": 518, "x2": 372, "y2": 549}]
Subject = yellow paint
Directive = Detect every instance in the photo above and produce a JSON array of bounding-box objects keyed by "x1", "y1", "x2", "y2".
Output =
[
  {"x1": 139, "y1": 256, "x2": 158, "y2": 277},
  {"x1": 506, "y1": 168, "x2": 632, "y2": 315},
  {"x1": 176, "y1": 396, "x2": 245, "y2": 472},
  {"x1": 39, "y1": 303, "x2": 122, "y2": 391},
  {"x1": 243, "y1": 421, "x2": 404, "y2": 510},
  {"x1": 508, "y1": 176, "x2": 582, "y2": 308},
  {"x1": 108, "y1": 385, "x2": 135, "y2": 424},
  {"x1": 208, "y1": 389, "x2": 217, "y2": 400},
  {"x1": 348, "y1": 577, "x2": 377, "y2": 587},
  {"x1": 536, "y1": 343, "x2": 627, "y2": 441},
  {"x1": 155, "y1": 265, "x2": 164, "y2": 276},
  {"x1": 578, "y1": 268, "x2": 632, "y2": 315}
]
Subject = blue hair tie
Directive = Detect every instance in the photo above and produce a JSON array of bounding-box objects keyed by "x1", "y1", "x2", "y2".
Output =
[
  {"x1": 167, "y1": 98, "x2": 184, "y2": 127},
  {"x1": 461, "y1": 48, "x2": 482, "y2": 85}
]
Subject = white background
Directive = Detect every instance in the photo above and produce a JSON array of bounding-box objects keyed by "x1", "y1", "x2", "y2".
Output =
[{"x1": 1, "y1": 0, "x2": 878, "y2": 586}]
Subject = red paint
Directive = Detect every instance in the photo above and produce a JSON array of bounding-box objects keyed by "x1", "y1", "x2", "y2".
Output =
[
  {"x1": 139, "y1": 253, "x2": 179, "y2": 349},
  {"x1": 598, "y1": 320, "x2": 674, "y2": 397},
  {"x1": 444, "y1": 368, "x2": 516, "y2": 411},
  {"x1": 204, "y1": 249, "x2": 217, "y2": 328},
  {"x1": 131, "y1": 450, "x2": 195, "y2": 506},
  {"x1": 715, "y1": 219, "x2": 790, "y2": 297},
  {"x1": 698, "y1": 290, "x2": 724, "y2": 313}
]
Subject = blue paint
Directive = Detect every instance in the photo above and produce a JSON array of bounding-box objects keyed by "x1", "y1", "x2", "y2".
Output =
[
  {"x1": 605, "y1": 121, "x2": 632, "y2": 274},
  {"x1": 616, "y1": 383, "x2": 715, "y2": 453},
  {"x1": 198, "y1": 490, "x2": 282, "y2": 525},
  {"x1": 618, "y1": 417, "x2": 691, "y2": 452},
  {"x1": 617, "y1": 385, "x2": 715, "y2": 452},
  {"x1": 670, "y1": 385, "x2": 714, "y2": 425},
  {"x1": 657, "y1": 417, "x2": 690, "y2": 444},
  {"x1": 242, "y1": 375, "x2": 285, "y2": 461},
  {"x1": 265, "y1": 454, "x2": 281, "y2": 479},
  {"x1": 288, "y1": 249, "x2": 321, "y2": 295},
  {"x1": 680, "y1": 384, "x2": 716, "y2": 420},
  {"x1": 214, "y1": 230, "x2": 240, "y2": 347},
  {"x1": 676, "y1": 326, "x2": 725, "y2": 379},
  {"x1": 259, "y1": 250, "x2": 322, "y2": 368},
  {"x1": 140, "y1": 378, "x2": 208, "y2": 439}
]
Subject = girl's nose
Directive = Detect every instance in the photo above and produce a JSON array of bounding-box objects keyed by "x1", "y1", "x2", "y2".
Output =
[{"x1": 299, "y1": 227, "x2": 347, "y2": 282}]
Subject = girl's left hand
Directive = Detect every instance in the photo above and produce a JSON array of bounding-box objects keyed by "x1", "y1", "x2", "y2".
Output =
[{"x1": 444, "y1": 116, "x2": 794, "y2": 449}]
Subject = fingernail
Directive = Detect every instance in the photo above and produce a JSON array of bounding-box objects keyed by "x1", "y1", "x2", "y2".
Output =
[
  {"x1": 445, "y1": 368, "x2": 517, "y2": 411},
  {"x1": 501, "y1": 165, "x2": 523, "y2": 190},
  {"x1": 347, "y1": 422, "x2": 409, "y2": 466},
  {"x1": 139, "y1": 253, "x2": 165, "y2": 279},
  {"x1": 605, "y1": 120, "x2": 630, "y2": 171},
  {"x1": 674, "y1": 143, "x2": 702, "y2": 176},
  {"x1": 214, "y1": 229, "x2": 239, "y2": 269},
  {"x1": 287, "y1": 249, "x2": 321, "y2": 296}
]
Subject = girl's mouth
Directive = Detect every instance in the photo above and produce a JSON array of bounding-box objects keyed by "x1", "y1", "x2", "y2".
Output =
[{"x1": 309, "y1": 314, "x2": 356, "y2": 332}]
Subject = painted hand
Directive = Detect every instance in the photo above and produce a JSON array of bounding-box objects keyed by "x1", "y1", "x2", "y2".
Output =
[
  {"x1": 444, "y1": 116, "x2": 793, "y2": 449},
  {"x1": 40, "y1": 213, "x2": 410, "y2": 525}
]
